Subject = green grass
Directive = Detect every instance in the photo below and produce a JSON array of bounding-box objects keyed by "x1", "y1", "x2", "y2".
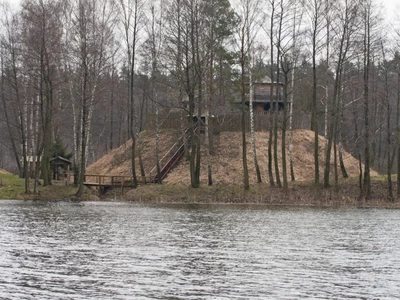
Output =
[
  {"x1": 0, "y1": 174, "x2": 98, "y2": 201},
  {"x1": 1, "y1": 171, "x2": 399, "y2": 207},
  {"x1": 0, "y1": 173, "x2": 26, "y2": 199}
]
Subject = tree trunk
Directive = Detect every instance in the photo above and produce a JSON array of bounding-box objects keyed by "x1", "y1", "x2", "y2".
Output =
[
  {"x1": 0, "y1": 56, "x2": 22, "y2": 177},
  {"x1": 362, "y1": 6, "x2": 371, "y2": 199},
  {"x1": 289, "y1": 84, "x2": 295, "y2": 182},
  {"x1": 323, "y1": 0, "x2": 353, "y2": 188},
  {"x1": 397, "y1": 68, "x2": 400, "y2": 198},
  {"x1": 268, "y1": 0, "x2": 275, "y2": 187},
  {"x1": 76, "y1": 72, "x2": 88, "y2": 197},
  {"x1": 387, "y1": 83, "x2": 393, "y2": 201},
  {"x1": 137, "y1": 89, "x2": 146, "y2": 184},
  {"x1": 311, "y1": 0, "x2": 319, "y2": 185},
  {"x1": 273, "y1": 28, "x2": 282, "y2": 188},
  {"x1": 249, "y1": 51, "x2": 261, "y2": 184},
  {"x1": 150, "y1": 5, "x2": 161, "y2": 184},
  {"x1": 128, "y1": 0, "x2": 140, "y2": 188},
  {"x1": 155, "y1": 100, "x2": 161, "y2": 183},
  {"x1": 206, "y1": 40, "x2": 214, "y2": 186},
  {"x1": 281, "y1": 58, "x2": 291, "y2": 190},
  {"x1": 381, "y1": 52, "x2": 393, "y2": 201},
  {"x1": 338, "y1": 84, "x2": 348, "y2": 179},
  {"x1": 41, "y1": 75, "x2": 53, "y2": 187},
  {"x1": 194, "y1": 3, "x2": 202, "y2": 188},
  {"x1": 240, "y1": 25, "x2": 249, "y2": 190},
  {"x1": 12, "y1": 46, "x2": 30, "y2": 192}
]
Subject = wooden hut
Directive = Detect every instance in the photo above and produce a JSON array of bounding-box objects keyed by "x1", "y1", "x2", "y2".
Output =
[{"x1": 50, "y1": 156, "x2": 72, "y2": 184}]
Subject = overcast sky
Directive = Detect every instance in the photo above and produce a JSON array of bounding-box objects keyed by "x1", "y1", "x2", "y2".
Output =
[{"x1": 3, "y1": 0, "x2": 398, "y2": 27}]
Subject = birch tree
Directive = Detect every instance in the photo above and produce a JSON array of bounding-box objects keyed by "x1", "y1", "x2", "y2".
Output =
[
  {"x1": 21, "y1": 0, "x2": 65, "y2": 187},
  {"x1": 395, "y1": 52, "x2": 400, "y2": 198},
  {"x1": 267, "y1": 0, "x2": 276, "y2": 187},
  {"x1": 238, "y1": 0, "x2": 262, "y2": 184},
  {"x1": 239, "y1": 22, "x2": 250, "y2": 190},
  {"x1": 72, "y1": 0, "x2": 116, "y2": 196}
]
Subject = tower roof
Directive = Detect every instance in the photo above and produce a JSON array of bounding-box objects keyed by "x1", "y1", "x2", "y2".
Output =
[{"x1": 255, "y1": 76, "x2": 272, "y2": 84}]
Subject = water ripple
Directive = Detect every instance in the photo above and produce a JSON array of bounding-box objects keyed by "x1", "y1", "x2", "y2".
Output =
[{"x1": 0, "y1": 201, "x2": 400, "y2": 299}]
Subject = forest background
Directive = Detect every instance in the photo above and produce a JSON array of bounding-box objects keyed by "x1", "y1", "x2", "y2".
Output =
[{"x1": 1, "y1": 0, "x2": 400, "y2": 199}]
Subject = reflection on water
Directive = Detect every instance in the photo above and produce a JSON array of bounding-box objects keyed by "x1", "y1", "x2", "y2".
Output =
[{"x1": 1, "y1": 200, "x2": 400, "y2": 299}]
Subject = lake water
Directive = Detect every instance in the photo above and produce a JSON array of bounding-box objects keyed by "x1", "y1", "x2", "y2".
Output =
[{"x1": 0, "y1": 200, "x2": 400, "y2": 299}]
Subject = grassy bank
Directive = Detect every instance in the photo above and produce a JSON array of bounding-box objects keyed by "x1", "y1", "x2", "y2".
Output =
[
  {"x1": 119, "y1": 177, "x2": 400, "y2": 208},
  {"x1": 0, "y1": 173, "x2": 98, "y2": 201},
  {"x1": 0, "y1": 173, "x2": 26, "y2": 200},
  {"x1": 2, "y1": 172, "x2": 399, "y2": 208}
]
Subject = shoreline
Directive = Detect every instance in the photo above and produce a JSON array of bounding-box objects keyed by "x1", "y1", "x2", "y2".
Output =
[
  {"x1": 2, "y1": 198, "x2": 399, "y2": 210},
  {"x1": 2, "y1": 172, "x2": 400, "y2": 209},
  {"x1": 114, "y1": 179, "x2": 400, "y2": 209}
]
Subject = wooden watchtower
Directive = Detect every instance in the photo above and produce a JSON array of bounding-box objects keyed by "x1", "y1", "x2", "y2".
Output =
[{"x1": 246, "y1": 76, "x2": 286, "y2": 114}]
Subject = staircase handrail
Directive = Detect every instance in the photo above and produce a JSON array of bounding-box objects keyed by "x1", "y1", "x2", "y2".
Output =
[
  {"x1": 149, "y1": 128, "x2": 190, "y2": 179},
  {"x1": 158, "y1": 143, "x2": 185, "y2": 180}
]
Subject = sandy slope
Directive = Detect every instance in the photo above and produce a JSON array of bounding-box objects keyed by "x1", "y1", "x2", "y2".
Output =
[
  {"x1": 87, "y1": 129, "x2": 377, "y2": 185},
  {"x1": 0, "y1": 168, "x2": 11, "y2": 175},
  {"x1": 86, "y1": 130, "x2": 180, "y2": 177}
]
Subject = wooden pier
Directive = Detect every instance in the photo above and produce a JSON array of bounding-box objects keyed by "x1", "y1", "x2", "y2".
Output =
[{"x1": 84, "y1": 174, "x2": 133, "y2": 194}]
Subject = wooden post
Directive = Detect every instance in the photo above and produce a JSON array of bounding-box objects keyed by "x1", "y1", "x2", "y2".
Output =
[{"x1": 66, "y1": 165, "x2": 70, "y2": 185}]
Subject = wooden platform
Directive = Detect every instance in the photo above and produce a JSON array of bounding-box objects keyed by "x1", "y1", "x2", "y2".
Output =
[
  {"x1": 84, "y1": 174, "x2": 134, "y2": 194},
  {"x1": 84, "y1": 174, "x2": 133, "y2": 186}
]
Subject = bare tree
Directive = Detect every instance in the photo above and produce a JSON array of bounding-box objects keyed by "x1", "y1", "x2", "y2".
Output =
[
  {"x1": 71, "y1": 0, "x2": 116, "y2": 196},
  {"x1": 287, "y1": 0, "x2": 304, "y2": 182},
  {"x1": 0, "y1": 4, "x2": 31, "y2": 192},
  {"x1": 146, "y1": 2, "x2": 163, "y2": 183},
  {"x1": 0, "y1": 6, "x2": 24, "y2": 184},
  {"x1": 379, "y1": 46, "x2": 394, "y2": 200},
  {"x1": 267, "y1": 0, "x2": 276, "y2": 187},
  {"x1": 119, "y1": 0, "x2": 144, "y2": 188},
  {"x1": 204, "y1": 0, "x2": 237, "y2": 185},
  {"x1": 395, "y1": 52, "x2": 400, "y2": 198},
  {"x1": 239, "y1": 0, "x2": 262, "y2": 184},
  {"x1": 303, "y1": 0, "x2": 325, "y2": 185},
  {"x1": 21, "y1": 0, "x2": 65, "y2": 187},
  {"x1": 360, "y1": 0, "x2": 381, "y2": 199},
  {"x1": 239, "y1": 22, "x2": 250, "y2": 190},
  {"x1": 323, "y1": 0, "x2": 359, "y2": 188}
]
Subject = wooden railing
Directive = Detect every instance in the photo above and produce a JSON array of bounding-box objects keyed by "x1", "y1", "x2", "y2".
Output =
[
  {"x1": 84, "y1": 174, "x2": 133, "y2": 187},
  {"x1": 149, "y1": 128, "x2": 190, "y2": 183}
]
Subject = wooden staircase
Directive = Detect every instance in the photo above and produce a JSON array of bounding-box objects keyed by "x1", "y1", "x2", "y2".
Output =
[{"x1": 150, "y1": 129, "x2": 190, "y2": 183}]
